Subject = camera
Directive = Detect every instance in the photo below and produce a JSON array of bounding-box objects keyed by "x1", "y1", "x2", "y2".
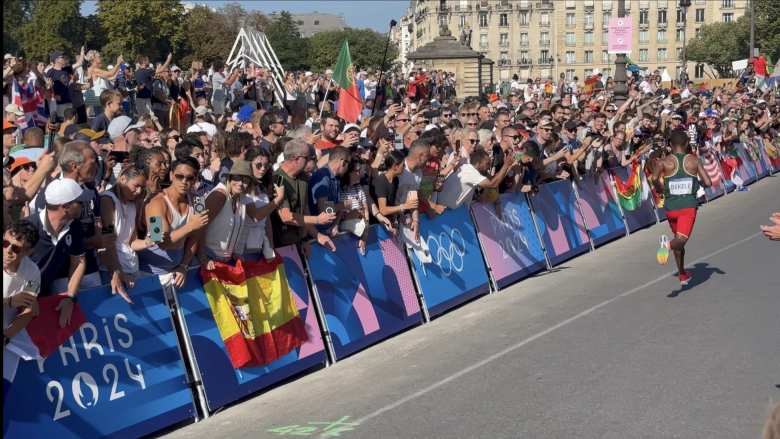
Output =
[{"x1": 193, "y1": 196, "x2": 206, "y2": 214}]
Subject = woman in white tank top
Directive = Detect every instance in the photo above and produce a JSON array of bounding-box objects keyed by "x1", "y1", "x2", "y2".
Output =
[{"x1": 86, "y1": 50, "x2": 122, "y2": 112}]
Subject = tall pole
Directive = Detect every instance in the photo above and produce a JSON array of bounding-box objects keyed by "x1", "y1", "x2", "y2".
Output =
[
  {"x1": 613, "y1": 0, "x2": 628, "y2": 106},
  {"x1": 373, "y1": 19, "x2": 397, "y2": 116},
  {"x1": 749, "y1": 0, "x2": 755, "y2": 58},
  {"x1": 679, "y1": 0, "x2": 691, "y2": 86}
]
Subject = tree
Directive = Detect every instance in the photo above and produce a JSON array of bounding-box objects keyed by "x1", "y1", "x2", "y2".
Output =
[
  {"x1": 752, "y1": 0, "x2": 780, "y2": 62},
  {"x1": 3, "y1": 0, "x2": 34, "y2": 55},
  {"x1": 685, "y1": 20, "x2": 749, "y2": 77},
  {"x1": 19, "y1": 0, "x2": 83, "y2": 62},
  {"x1": 265, "y1": 11, "x2": 310, "y2": 71},
  {"x1": 97, "y1": 0, "x2": 185, "y2": 63},
  {"x1": 308, "y1": 28, "x2": 398, "y2": 73}
]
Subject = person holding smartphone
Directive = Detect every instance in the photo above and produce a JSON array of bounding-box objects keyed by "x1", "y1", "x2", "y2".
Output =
[{"x1": 3, "y1": 220, "x2": 41, "y2": 347}]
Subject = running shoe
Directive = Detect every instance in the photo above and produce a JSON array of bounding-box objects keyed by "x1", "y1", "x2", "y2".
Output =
[
  {"x1": 657, "y1": 235, "x2": 670, "y2": 265},
  {"x1": 679, "y1": 271, "x2": 692, "y2": 286}
]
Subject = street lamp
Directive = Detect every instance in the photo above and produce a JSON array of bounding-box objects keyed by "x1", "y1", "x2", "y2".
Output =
[
  {"x1": 679, "y1": 0, "x2": 691, "y2": 85},
  {"x1": 613, "y1": 0, "x2": 628, "y2": 106}
]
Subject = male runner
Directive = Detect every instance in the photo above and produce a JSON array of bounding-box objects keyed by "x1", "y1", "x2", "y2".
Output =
[{"x1": 651, "y1": 129, "x2": 712, "y2": 285}]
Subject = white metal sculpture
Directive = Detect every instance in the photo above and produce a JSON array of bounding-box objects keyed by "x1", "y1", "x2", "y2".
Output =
[{"x1": 226, "y1": 27, "x2": 286, "y2": 107}]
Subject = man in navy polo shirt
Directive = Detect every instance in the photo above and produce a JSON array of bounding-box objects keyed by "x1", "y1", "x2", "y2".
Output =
[
  {"x1": 24, "y1": 178, "x2": 86, "y2": 327},
  {"x1": 308, "y1": 146, "x2": 351, "y2": 234}
]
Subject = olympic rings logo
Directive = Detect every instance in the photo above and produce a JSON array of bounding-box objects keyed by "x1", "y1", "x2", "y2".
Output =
[
  {"x1": 424, "y1": 228, "x2": 466, "y2": 277},
  {"x1": 488, "y1": 207, "x2": 529, "y2": 260}
]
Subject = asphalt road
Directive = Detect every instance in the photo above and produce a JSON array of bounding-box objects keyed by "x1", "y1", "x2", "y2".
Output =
[{"x1": 166, "y1": 175, "x2": 779, "y2": 439}]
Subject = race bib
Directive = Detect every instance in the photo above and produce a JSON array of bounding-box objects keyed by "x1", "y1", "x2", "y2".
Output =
[{"x1": 669, "y1": 178, "x2": 694, "y2": 195}]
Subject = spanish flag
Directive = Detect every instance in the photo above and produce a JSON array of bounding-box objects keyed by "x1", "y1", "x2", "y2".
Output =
[
  {"x1": 614, "y1": 162, "x2": 642, "y2": 212},
  {"x1": 200, "y1": 256, "x2": 308, "y2": 369}
]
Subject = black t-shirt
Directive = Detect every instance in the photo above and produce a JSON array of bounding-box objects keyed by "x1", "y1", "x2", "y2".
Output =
[
  {"x1": 90, "y1": 113, "x2": 110, "y2": 133},
  {"x1": 270, "y1": 169, "x2": 309, "y2": 247},
  {"x1": 370, "y1": 173, "x2": 398, "y2": 216},
  {"x1": 25, "y1": 211, "x2": 85, "y2": 296},
  {"x1": 47, "y1": 68, "x2": 71, "y2": 104},
  {"x1": 135, "y1": 67, "x2": 154, "y2": 99}
]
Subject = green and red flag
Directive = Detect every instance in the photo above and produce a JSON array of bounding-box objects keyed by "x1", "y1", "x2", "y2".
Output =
[
  {"x1": 333, "y1": 40, "x2": 362, "y2": 123},
  {"x1": 614, "y1": 161, "x2": 642, "y2": 211}
]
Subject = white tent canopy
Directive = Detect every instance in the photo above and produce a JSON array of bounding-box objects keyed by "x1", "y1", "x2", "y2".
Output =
[{"x1": 226, "y1": 27, "x2": 286, "y2": 107}]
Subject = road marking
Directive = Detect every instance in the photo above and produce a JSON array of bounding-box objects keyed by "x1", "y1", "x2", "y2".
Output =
[{"x1": 353, "y1": 231, "x2": 762, "y2": 426}]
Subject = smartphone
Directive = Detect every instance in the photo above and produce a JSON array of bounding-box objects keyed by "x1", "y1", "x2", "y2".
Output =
[
  {"x1": 274, "y1": 174, "x2": 284, "y2": 189},
  {"x1": 193, "y1": 195, "x2": 206, "y2": 214},
  {"x1": 394, "y1": 133, "x2": 404, "y2": 150},
  {"x1": 102, "y1": 224, "x2": 115, "y2": 235},
  {"x1": 149, "y1": 216, "x2": 164, "y2": 242}
]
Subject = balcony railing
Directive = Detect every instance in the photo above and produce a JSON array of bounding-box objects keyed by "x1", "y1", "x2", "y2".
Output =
[
  {"x1": 499, "y1": 41, "x2": 510, "y2": 48},
  {"x1": 520, "y1": 40, "x2": 530, "y2": 47},
  {"x1": 539, "y1": 39, "x2": 551, "y2": 47},
  {"x1": 498, "y1": 59, "x2": 512, "y2": 66},
  {"x1": 538, "y1": 57, "x2": 554, "y2": 64},
  {"x1": 536, "y1": 2, "x2": 554, "y2": 10},
  {"x1": 517, "y1": 58, "x2": 533, "y2": 65}
]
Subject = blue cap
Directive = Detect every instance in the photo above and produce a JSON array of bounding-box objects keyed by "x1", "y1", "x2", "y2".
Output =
[{"x1": 237, "y1": 104, "x2": 254, "y2": 123}]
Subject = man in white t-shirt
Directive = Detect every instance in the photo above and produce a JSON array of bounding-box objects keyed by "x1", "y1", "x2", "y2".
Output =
[
  {"x1": 436, "y1": 148, "x2": 515, "y2": 209},
  {"x1": 187, "y1": 106, "x2": 218, "y2": 139},
  {"x1": 3, "y1": 221, "x2": 41, "y2": 347}
]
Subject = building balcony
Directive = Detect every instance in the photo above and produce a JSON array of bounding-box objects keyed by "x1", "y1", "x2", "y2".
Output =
[
  {"x1": 536, "y1": 2, "x2": 554, "y2": 10},
  {"x1": 499, "y1": 41, "x2": 510, "y2": 48},
  {"x1": 517, "y1": 1, "x2": 532, "y2": 10},
  {"x1": 520, "y1": 41, "x2": 530, "y2": 47},
  {"x1": 518, "y1": 58, "x2": 533, "y2": 65},
  {"x1": 658, "y1": 21, "x2": 668, "y2": 28},
  {"x1": 538, "y1": 56, "x2": 554, "y2": 64},
  {"x1": 584, "y1": 22, "x2": 594, "y2": 30},
  {"x1": 539, "y1": 39, "x2": 551, "y2": 47},
  {"x1": 497, "y1": 3, "x2": 513, "y2": 11},
  {"x1": 539, "y1": 21, "x2": 551, "y2": 27},
  {"x1": 480, "y1": 43, "x2": 489, "y2": 49},
  {"x1": 498, "y1": 59, "x2": 512, "y2": 66}
]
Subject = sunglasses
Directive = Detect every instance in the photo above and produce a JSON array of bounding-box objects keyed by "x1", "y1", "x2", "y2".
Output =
[
  {"x1": 466, "y1": 138, "x2": 479, "y2": 144},
  {"x1": 254, "y1": 161, "x2": 270, "y2": 170},
  {"x1": 467, "y1": 123, "x2": 478, "y2": 127},
  {"x1": 466, "y1": 112, "x2": 478, "y2": 117},
  {"x1": 17, "y1": 163, "x2": 36, "y2": 172},
  {"x1": 3, "y1": 239, "x2": 25, "y2": 254},
  {"x1": 174, "y1": 173, "x2": 196, "y2": 183},
  {"x1": 442, "y1": 113, "x2": 452, "y2": 117},
  {"x1": 539, "y1": 127, "x2": 552, "y2": 132},
  {"x1": 397, "y1": 118, "x2": 410, "y2": 122},
  {"x1": 229, "y1": 175, "x2": 252, "y2": 184},
  {"x1": 170, "y1": 135, "x2": 181, "y2": 142}
]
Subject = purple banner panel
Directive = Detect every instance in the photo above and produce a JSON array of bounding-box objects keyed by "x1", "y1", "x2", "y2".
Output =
[
  {"x1": 530, "y1": 180, "x2": 590, "y2": 266},
  {"x1": 610, "y1": 166, "x2": 657, "y2": 232},
  {"x1": 575, "y1": 172, "x2": 627, "y2": 247}
]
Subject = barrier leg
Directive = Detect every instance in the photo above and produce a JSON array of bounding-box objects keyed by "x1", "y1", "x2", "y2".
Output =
[
  {"x1": 606, "y1": 171, "x2": 631, "y2": 237},
  {"x1": 404, "y1": 245, "x2": 432, "y2": 323},
  {"x1": 166, "y1": 284, "x2": 210, "y2": 419},
  {"x1": 469, "y1": 206, "x2": 499, "y2": 293},
  {"x1": 300, "y1": 251, "x2": 338, "y2": 365},
  {"x1": 571, "y1": 179, "x2": 596, "y2": 253},
  {"x1": 525, "y1": 193, "x2": 553, "y2": 271}
]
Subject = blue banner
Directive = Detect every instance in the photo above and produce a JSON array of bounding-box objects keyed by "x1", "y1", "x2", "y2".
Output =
[
  {"x1": 743, "y1": 139, "x2": 770, "y2": 179},
  {"x1": 574, "y1": 173, "x2": 626, "y2": 247},
  {"x1": 530, "y1": 180, "x2": 591, "y2": 266},
  {"x1": 3, "y1": 277, "x2": 194, "y2": 439},
  {"x1": 735, "y1": 143, "x2": 758, "y2": 185},
  {"x1": 610, "y1": 166, "x2": 657, "y2": 232},
  {"x1": 408, "y1": 206, "x2": 490, "y2": 317},
  {"x1": 176, "y1": 245, "x2": 327, "y2": 411},
  {"x1": 307, "y1": 226, "x2": 422, "y2": 359},
  {"x1": 471, "y1": 194, "x2": 547, "y2": 289}
]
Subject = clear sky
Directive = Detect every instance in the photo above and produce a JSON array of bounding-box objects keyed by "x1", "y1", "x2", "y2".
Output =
[{"x1": 81, "y1": 1, "x2": 410, "y2": 32}]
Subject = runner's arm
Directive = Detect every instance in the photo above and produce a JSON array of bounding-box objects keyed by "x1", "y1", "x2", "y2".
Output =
[{"x1": 695, "y1": 157, "x2": 712, "y2": 188}]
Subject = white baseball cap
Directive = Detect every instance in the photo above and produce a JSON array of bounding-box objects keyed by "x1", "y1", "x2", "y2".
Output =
[
  {"x1": 107, "y1": 115, "x2": 132, "y2": 140},
  {"x1": 45, "y1": 178, "x2": 83, "y2": 205}
]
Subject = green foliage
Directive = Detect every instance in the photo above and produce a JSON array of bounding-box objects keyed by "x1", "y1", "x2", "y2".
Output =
[
  {"x1": 265, "y1": 11, "x2": 310, "y2": 71},
  {"x1": 308, "y1": 28, "x2": 397, "y2": 72},
  {"x1": 685, "y1": 20, "x2": 748, "y2": 77},
  {"x1": 753, "y1": 0, "x2": 780, "y2": 62},
  {"x1": 3, "y1": 0, "x2": 33, "y2": 55},
  {"x1": 97, "y1": 0, "x2": 185, "y2": 62},
  {"x1": 19, "y1": 0, "x2": 83, "y2": 62}
]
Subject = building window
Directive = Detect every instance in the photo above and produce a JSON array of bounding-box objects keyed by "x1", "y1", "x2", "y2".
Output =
[
  {"x1": 657, "y1": 29, "x2": 667, "y2": 42},
  {"x1": 640, "y1": 30, "x2": 649, "y2": 43},
  {"x1": 603, "y1": 12, "x2": 612, "y2": 27},
  {"x1": 520, "y1": 33, "x2": 529, "y2": 46},
  {"x1": 603, "y1": 0, "x2": 613, "y2": 10},
  {"x1": 723, "y1": 13, "x2": 733, "y2": 23},
  {"x1": 540, "y1": 12, "x2": 550, "y2": 26},
  {"x1": 566, "y1": 51, "x2": 576, "y2": 64},
  {"x1": 602, "y1": 31, "x2": 609, "y2": 44},
  {"x1": 658, "y1": 9, "x2": 667, "y2": 25},
  {"x1": 584, "y1": 31, "x2": 594, "y2": 45},
  {"x1": 695, "y1": 27, "x2": 702, "y2": 37},
  {"x1": 460, "y1": 14, "x2": 467, "y2": 28},
  {"x1": 584, "y1": 50, "x2": 594, "y2": 63},
  {"x1": 297, "y1": 20, "x2": 304, "y2": 25},
  {"x1": 639, "y1": 48, "x2": 649, "y2": 61},
  {"x1": 676, "y1": 8, "x2": 686, "y2": 23},
  {"x1": 479, "y1": 12, "x2": 488, "y2": 27},
  {"x1": 676, "y1": 47, "x2": 683, "y2": 60},
  {"x1": 585, "y1": 12, "x2": 594, "y2": 27},
  {"x1": 566, "y1": 32, "x2": 576, "y2": 46},
  {"x1": 500, "y1": 51, "x2": 509, "y2": 61},
  {"x1": 314, "y1": 20, "x2": 320, "y2": 25},
  {"x1": 602, "y1": 50, "x2": 610, "y2": 63},
  {"x1": 566, "y1": 13, "x2": 576, "y2": 28},
  {"x1": 500, "y1": 13, "x2": 509, "y2": 26},
  {"x1": 500, "y1": 33, "x2": 509, "y2": 46},
  {"x1": 657, "y1": 48, "x2": 667, "y2": 61},
  {"x1": 639, "y1": 9, "x2": 649, "y2": 25},
  {"x1": 584, "y1": 68, "x2": 593, "y2": 77},
  {"x1": 540, "y1": 32, "x2": 550, "y2": 46},
  {"x1": 566, "y1": 69, "x2": 576, "y2": 81},
  {"x1": 520, "y1": 50, "x2": 529, "y2": 62},
  {"x1": 565, "y1": 0, "x2": 576, "y2": 8},
  {"x1": 603, "y1": 68, "x2": 612, "y2": 77},
  {"x1": 676, "y1": 29, "x2": 685, "y2": 42},
  {"x1": 722, "y1": 0, "x2": 733, "y2": 7},
  {"x1": 695, "y1": 63, "x2": 705, "y2": 78},
  {"x1": 480, "y1": 33, "x2": 488, "y2": 48},
  {"x1": 519, "y1": 11, "x2": 529, "y2": 25},
  {"x1": 695, "y1": 9, "x2": 705, "y2": 22},
  {"x1": 519, "y1": 0, "x2": 530, "y2": 7}
]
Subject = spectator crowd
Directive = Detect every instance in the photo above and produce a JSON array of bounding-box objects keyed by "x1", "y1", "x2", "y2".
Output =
[{"x1": 3, "y1": 47, "x2": 780, "y2": 346}]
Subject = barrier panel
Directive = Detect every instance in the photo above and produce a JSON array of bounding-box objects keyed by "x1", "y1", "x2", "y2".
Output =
[
  {"x1": 735, "y1": 143, "x2": 758, "y2": 185},
  {"x1": 408, "y1": 205, "x2": 491, "y2": 317},
  {"x1": 610, "y1": 166, "x2": 658, "y2": 232},
  {"x1": 3, "y1": 276, "x2": 195, "y2": 438},
  {"x1": 307, "y1": 226, "x2": 422, "y2": 359},
  {"x1": 529, "y1": 179, "x2": 591, "y2": 266},
  {"x1": 175, "y1": 245, "x2": 326, "y2": 412},
  {"x1": 744, "y1": 139, "x2": 770, "y2": 179},
  {"x1": 574, "y1": 172, "x2": 627, "y2": 247},
  {"x1": 758, "y1": 138, "x2": 780, "y2": 173},
  {"x1": 471, "y1": 194, "x2": 547, "y2": 289}
]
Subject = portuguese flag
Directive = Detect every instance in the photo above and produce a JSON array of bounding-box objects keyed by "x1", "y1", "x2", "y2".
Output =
[
  {"x1": 200, "y1": 256, "x2": 308, "y2": 369},
  {"x1": 614, "y1": 162, "x2": 642, "y2": 211},
  {"x1": 333, "y1": 40, "x2": 362, "y2": 123}
]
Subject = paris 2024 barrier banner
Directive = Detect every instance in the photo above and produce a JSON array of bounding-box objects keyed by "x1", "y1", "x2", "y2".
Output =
[
  {"x1": 408, "y1": 206, "x2": 491, "y2": 317},
  {"x1": 574, "y1": 173, "x2": 627, "y2": 247},
  {"x1": 306, "y1": 226, "x2": 422, "y2": 359},
  {"x1": 175, "y1": 245, "x2": 327, "y2": 412},
  {"x1": 529, "y1": 180, "x2": 591, "y2": 266},
  {"x1": 3, "y1": 276, "x2": 195, "y2": 439},
  {"x1": 609, "y1": 166, "x2": 658, "y2": 232},
  {"x1": 471, "y1": 194, "x2": 547, "y2": 289}
]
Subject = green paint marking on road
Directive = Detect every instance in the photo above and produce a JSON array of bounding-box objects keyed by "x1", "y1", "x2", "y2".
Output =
[{"x1": 267, "y1": 416, "x2": 360, "y2": 437}]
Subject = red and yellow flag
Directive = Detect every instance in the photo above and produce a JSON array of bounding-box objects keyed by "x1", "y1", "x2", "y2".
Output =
[
  {"x1": 200, "y1": 256, "x2": 308, "y2": 369},
  {"x1": 333, "y1": 40, "x2": 362, "y2": 123},
  {"x1": 614, "y1": 161, "x2": 642, "y2": 211}
]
